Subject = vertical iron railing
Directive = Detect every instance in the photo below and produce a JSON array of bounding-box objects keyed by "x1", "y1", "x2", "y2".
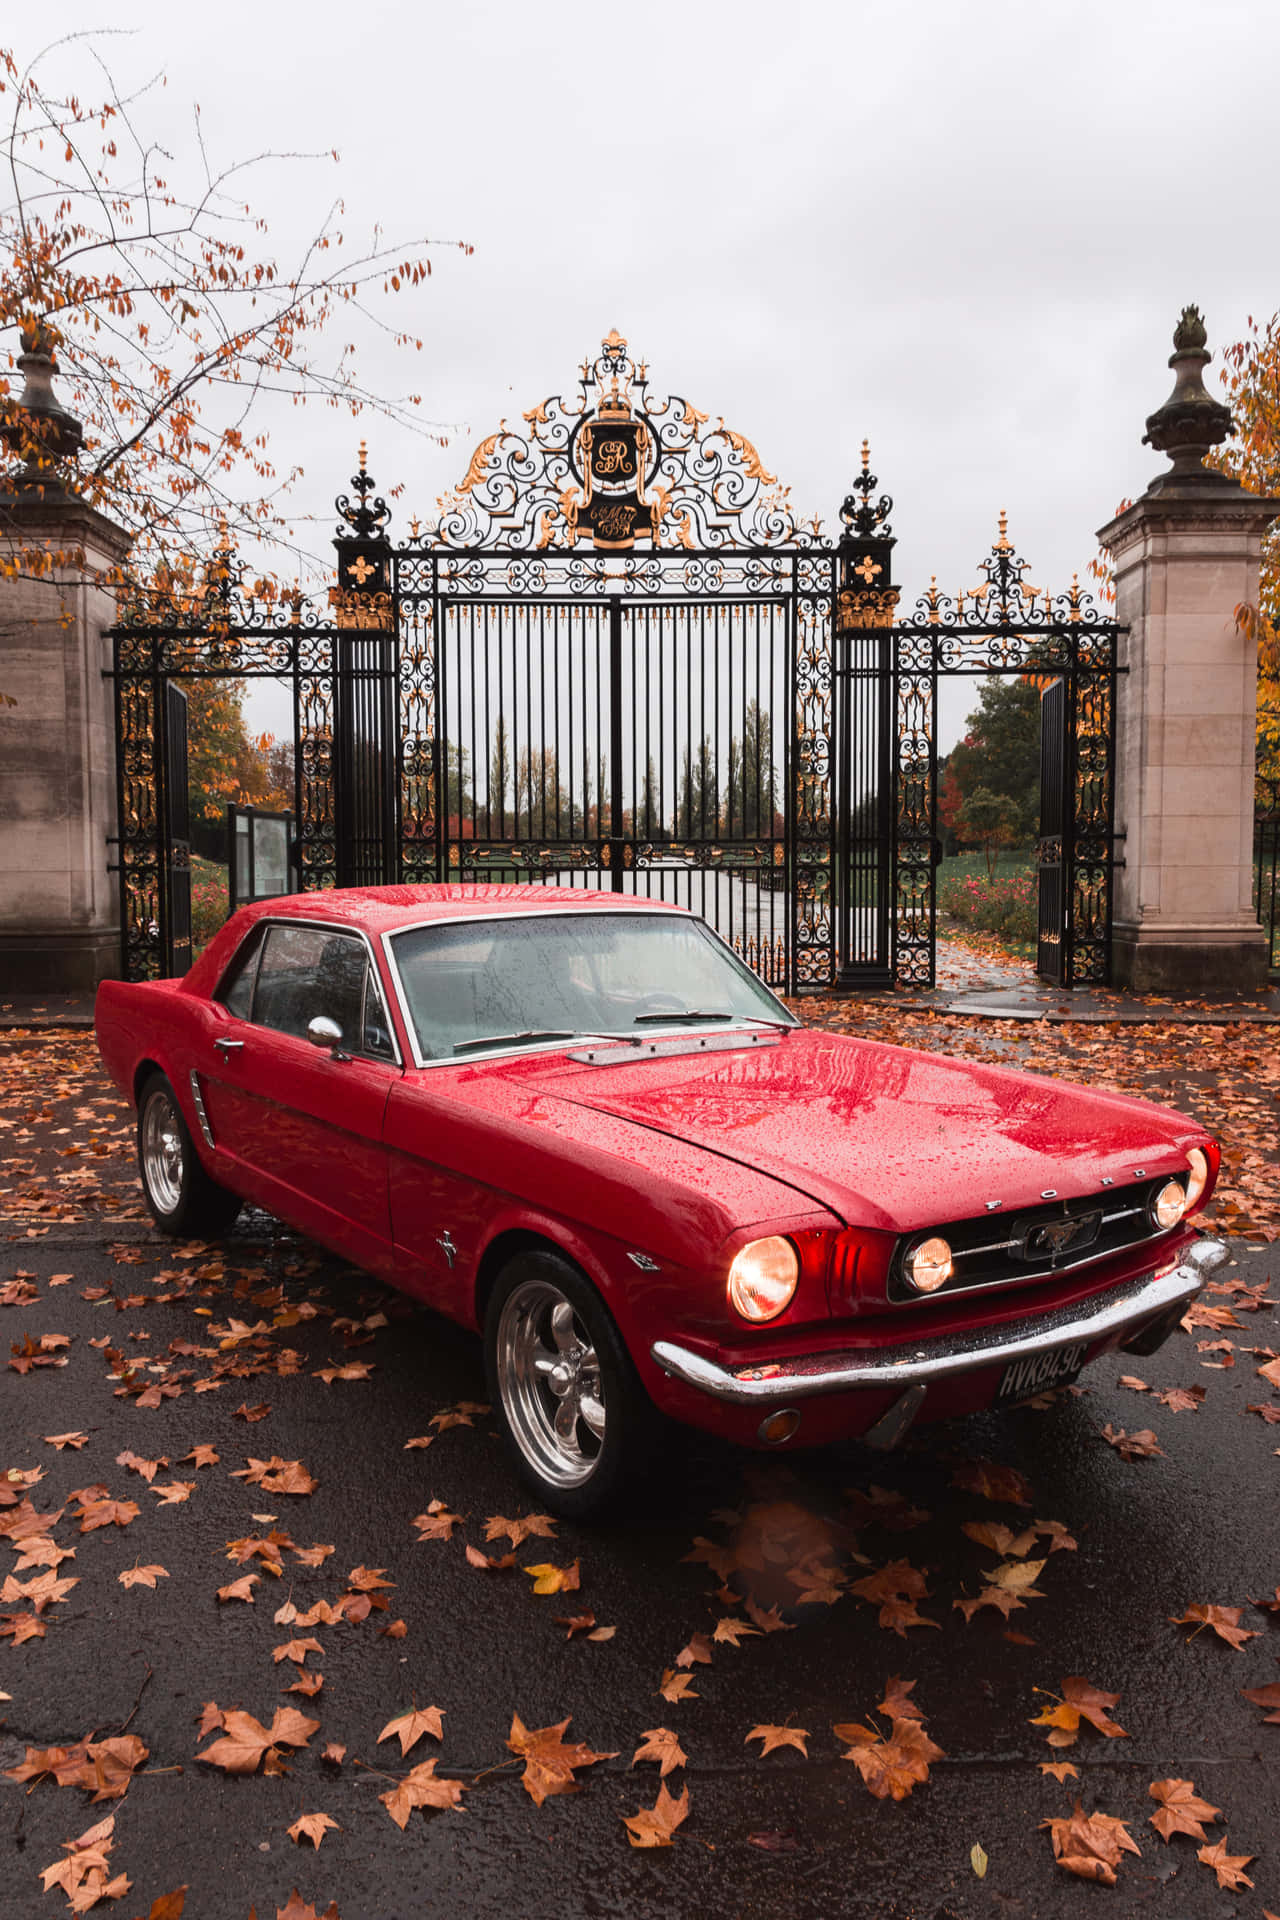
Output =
[{"x1": 1256, "y1": 774, "x2": 1280, "y2": 977}]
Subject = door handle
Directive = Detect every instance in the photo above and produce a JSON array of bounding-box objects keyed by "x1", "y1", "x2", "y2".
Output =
[{"x1": 213, "y1": 1036, "x2": 245, "y2": 1055}]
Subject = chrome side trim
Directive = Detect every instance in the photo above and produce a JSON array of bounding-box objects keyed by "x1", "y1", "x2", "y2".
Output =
[
  {"x1": 187, "y1": 1070, "x2": 215, "y2": 1150},
  {"x1": 650, "y1": 1238, "x2": 1229, "y2": 1407}
]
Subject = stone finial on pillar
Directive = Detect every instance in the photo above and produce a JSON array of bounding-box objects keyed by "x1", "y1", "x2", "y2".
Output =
[
  {"x1": 0, "y1": 322, "x2": 84, "y2": 485},
  {"x1": 1097, "y1": 306, "x2": 1279, "y2": 995}
]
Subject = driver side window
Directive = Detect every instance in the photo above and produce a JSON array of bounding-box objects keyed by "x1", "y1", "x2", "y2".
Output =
[{"x1": 253, "y1": 925, "x2": 365, "y2": 1044}]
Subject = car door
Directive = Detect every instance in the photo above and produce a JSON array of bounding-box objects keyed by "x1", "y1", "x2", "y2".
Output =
[{"x1": 197, "y1": 920, "x2": 399, "y2": 1273}]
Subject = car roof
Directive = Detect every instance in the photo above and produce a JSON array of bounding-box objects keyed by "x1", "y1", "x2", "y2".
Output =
[
  {"x1": 182, "y1": 883, "x2": 692, "y2": 994},
  {"x1": 238, "y1": 883, "x2": 687, "y2": 938}
]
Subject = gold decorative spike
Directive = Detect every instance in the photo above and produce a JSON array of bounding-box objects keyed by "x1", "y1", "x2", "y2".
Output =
[
  {"x1": 603, "y1": 327, "x2": 627, "y2": 352},
  {"x1": 861, "y1": 438, "x2": 870, "y2": 472},
  {"x1": 995, "y1": 509, "x2": 1011, "y2": 551},
  {"x1": 410, "y1": 516, "x2": 421, "y2": 541},
  {"x1": 358, "y1": 440, "x2": 368, "y2": 474}
]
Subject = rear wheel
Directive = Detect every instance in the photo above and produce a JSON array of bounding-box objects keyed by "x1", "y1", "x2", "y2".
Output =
[
  {"x1": 137, "y1": 1072, "x2": 241, "y2": 1238},
  {"x1": 484, "y1": 1250, "x2": 656, "y2": 1520}
]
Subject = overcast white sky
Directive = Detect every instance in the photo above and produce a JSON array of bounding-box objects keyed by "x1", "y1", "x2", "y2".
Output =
[{"x1": 21, "y1": 0, "x2": 1280, "y2": 749}]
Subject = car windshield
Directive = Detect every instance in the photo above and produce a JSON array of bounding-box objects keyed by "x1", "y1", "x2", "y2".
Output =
[{"x1": 388, "y1": 911, "x2": 796, "y2": 1061}]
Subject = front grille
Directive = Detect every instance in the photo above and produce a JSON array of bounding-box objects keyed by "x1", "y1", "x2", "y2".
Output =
[{"x1": 888, "y1": 1178, "x2": 1182, "y2": 1304}]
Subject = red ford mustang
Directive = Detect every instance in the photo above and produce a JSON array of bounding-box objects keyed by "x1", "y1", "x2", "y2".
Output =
[{"x1": 95, "y1": 885, "x2": 1225, "y2": 1516}]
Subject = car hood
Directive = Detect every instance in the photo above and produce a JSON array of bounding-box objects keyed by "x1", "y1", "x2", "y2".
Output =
[{"x1": 517, "y1": 1028, "x2": 1205, "y2": 1233}]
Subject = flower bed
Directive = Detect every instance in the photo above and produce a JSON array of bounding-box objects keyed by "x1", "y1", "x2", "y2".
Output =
[{"x1": 938, "y1": 862, "x2": 1038, "y2": 949}]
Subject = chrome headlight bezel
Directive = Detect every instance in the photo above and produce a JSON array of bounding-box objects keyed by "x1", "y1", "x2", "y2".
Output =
[{"x1": 727, "y1": 1235, "x2": 799, "y2": 1323}]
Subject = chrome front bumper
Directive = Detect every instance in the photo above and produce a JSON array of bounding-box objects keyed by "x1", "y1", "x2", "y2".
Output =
[{"x1": 651, "y1": 1237, "x2": 1230, "y2": 1409}]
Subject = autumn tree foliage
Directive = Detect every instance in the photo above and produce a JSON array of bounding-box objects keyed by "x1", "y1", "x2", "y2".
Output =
[
  {"x1": 1208, "y1": 312, "x2": 1280, "y2": 781},
  {"x1": 0, "y1": 35, "x2": 467, "y2": 596}
]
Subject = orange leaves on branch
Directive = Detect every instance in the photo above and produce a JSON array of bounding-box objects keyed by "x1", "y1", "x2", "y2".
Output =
[
  {"x1": 1042, "y1": 1801, "x2": 1141, "y2": 1886},
  {"x1": 377, "y1": 1706, "x2": 444, "y2": 1758},
  {"x1": 622, "y1": 1781, "x2": 690, "y2": 1848},
  {"x1": 1030, "y1": 1676, "x2": 1127, "y2": 1749},
  {"x1": 1148, "y1": 1777, "x2": 1222, "y2": 1843},
  {"x1": 506, "y1": 1715, "x2": 617, "y2": 1808},
  {"x1": 379, "y1": 1758, "x2": 466, "y2": 1828},
  {"x1": 195, "y1": 1705, "x2": 319, "y2": 1775},
  {"x1": 1169, "y1": 1603, "x2": 1259, "y2": 1650}
]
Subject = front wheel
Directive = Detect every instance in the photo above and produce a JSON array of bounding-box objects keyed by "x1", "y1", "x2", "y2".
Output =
[
  {"x1": 137, "y1": 1072, "x2": 242, "y2": 1238},
  {"x1": 484, "y1": 1250, "x2": 656, "y2": 1520}
]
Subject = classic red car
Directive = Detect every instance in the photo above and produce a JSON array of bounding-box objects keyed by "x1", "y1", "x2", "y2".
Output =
[{"x1": 95, "y1": 885, "x2": 1226, "y2": 1516}]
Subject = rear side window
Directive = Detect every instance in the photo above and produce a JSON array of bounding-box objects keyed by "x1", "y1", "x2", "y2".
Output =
[{"x1": 215, "y1": 925, "x2": 265, "y2": 1020}]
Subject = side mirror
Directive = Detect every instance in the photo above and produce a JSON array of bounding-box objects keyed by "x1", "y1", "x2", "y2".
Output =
[{"x1": 306, "y1": 1015, "x2": 348, "y2": 1059}]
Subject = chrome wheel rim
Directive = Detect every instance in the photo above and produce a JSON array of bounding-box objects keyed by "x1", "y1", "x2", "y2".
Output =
[
  {"x1": 141, "y1": 1089, "x2": 185, "y2": 1215},
  {"x1": 496, "y1": 1279, "x2": 606, "y2": 1490}
]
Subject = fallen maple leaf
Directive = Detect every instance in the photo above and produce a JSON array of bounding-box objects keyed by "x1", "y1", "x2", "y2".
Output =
[
  {"x1": 849, "y1": 1560, "x2": 939, "y2": 1635},
  {"x1": 321, "y1": 1743, "x2": 346, "y2": 1765},
  {"x1": 1030, "y1": 1676, "x2": 1128, "y2": 1748},
  {"x1": 961, "y1": 1520, "x2": 1038, "y2": 1557},
  {"x1": 1169, "y1": 1603, "x2": 1258, "y2": 1650},
  {"x1": 506, "y1": 1714, "x2": 618, "y2": 1807},
  {"x1": 6, "y1": 1732, "x2": 148, "y2": 1802},
  {"x1": 39, "y1": 1813, "x2": 130, "y2": 1910},
  {"x1": 44, "y1": 1432, "x2": 89, "y2": 1451},
  {"x1": 1197, "y1": 1838, "x2": 1254, "y2": 1889},
  {"x1": 1148, "y1": 1777, "x2": 1222, "y2": 1843},
  {"x1": 378, "y1": 1706, "x2": 444, "y2": 1757},
  {"x1": 152, "y1": 1480, "x2": 196, "y2": 1506},
  {"x1": 622, "y1": 1780, "x2": 690, "y2": 1848},
  {"x1": 233, "y1": 1402, "x2": 271, "y2": 1422},
  {"x1": 116, "y1": 1451, "x2": 167, "y2": 1484},
  {"x1": 134, "y1": 1890, "x2": 187, "y2": 1919},
  {"x1": 1153, "y1": 1385, "x2": 1205, "y2": 1412},
  {"x1": 1039, "y1": 1760, "x2": 1079, "y2": 1782},
  {"x1": 712, "y1": 1617, "x2": 762, "y2": 1647},
  {"x1": 1099, "y1": 1424, "x2": 1165, "y2": 1460},
  {"x1": 632, "y1": 1728, "x2": 686, "y2": 1777},
  {"x1": 523, "y1": 1560, "x2": 580, "y2": 1595},
  {"x1": 950, "y1": 1458, "x2": 1033, "y2": 1506},
  {"x1": 1240, "y1": 1681, "x2": 1280, "y2": 1724},
  {"x1": 275, "y1": 1892, "x2": 341, "y2": 1920},
  {"x1": 286, "y1": 1811, "x2": 340, "y2": 1850},
  {"x1": 314, "y1": 1362, "x2": 373, "y2": 1382},
  {"x1": 78, "y1": 1496, "x2": 140, "y2": 1533},
  {"x1": 659, "y1": 1670, "x2": 698, "y2": 1703},
  {"x1": 272, "y1": 1637, "x2": 324, "y2": 1665},
  {"x1": 747, "y1": 1723, "x2": 809, "y2": 1757},
  {"x1": 292, "y1": 1543, "x2": 335, "y2": 1569},
  {"x1": 412, "y1": 1500, "x2": 463, "y2": 1541},
  {"x1": 675, "y1": 1632, "x2": 713, "y2": 1668},
  {"x1": 464, "y1": 1544, "x2": 517, "y2": 1572},
  {"x1": 485, "y1": 1512, "x2": 557, "y2": 1548},
  {"x1": 284, "y1": 1669, "x2": 324, "y2": 1697},
  {"x1": 196, "y1": 1706, "x2": 319, "y2": 1775},
  {"x1": 216, "y1": 1574, "x2": 259, "y2": 1604},
  {"x1": 231, "y1": 1457, "x2": 317, "y2": 1495},
  {"x1": 181, "y1": 1445, "x2": 219, "y2": 1468},
  {"x1": 836, "y1": 1714, "x2": 944, "y2": 1800},
  {"x1": 118, "y1": 1564, "x2": 168, "y2": 1590},
  {"x1": 402, "y1": 1435, "x2": 434, "y2": 1450},
  {"x1": 1043, "y1": 1801, "x2": 1141, "y2": 1886},
  {"x1": 379, "y1": 1757, "x2": 466, "y2": 1827}
]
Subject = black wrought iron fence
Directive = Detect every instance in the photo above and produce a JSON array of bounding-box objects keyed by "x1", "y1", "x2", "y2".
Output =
[{"x1": 1256, "y1": 774, "x2": 1280, "y2": 977}]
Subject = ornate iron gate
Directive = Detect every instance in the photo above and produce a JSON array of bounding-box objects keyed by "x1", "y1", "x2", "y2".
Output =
[
  {"x1": 110, "y1": 331, "x2": 1121, "y2": 994},
  {"x1": 160, "y1": 681, "x2": 192, "y2": 978},
  {"x1": 1037, "y1": 677, "x2": 1067, "y2": 983}
]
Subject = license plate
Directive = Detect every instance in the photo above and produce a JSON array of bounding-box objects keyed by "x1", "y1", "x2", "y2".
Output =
[{"x1": 997, "y1": 1342, "x2": 1088, "y2": 1403}]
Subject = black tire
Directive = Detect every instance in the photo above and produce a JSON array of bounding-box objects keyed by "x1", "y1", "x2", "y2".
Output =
[
  {"x1": 136, "y1": 1071, "x2": 242, "y2": 1238},
  {"x1": 484, "y1": 1248, "x2": 659, "y2": 1521}
]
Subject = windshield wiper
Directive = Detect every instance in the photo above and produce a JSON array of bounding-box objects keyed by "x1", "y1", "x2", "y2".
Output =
[
  {"x1": 633, "y1": 1009, "x2": 735, "y2": 1025},
  {"x1": 453, "y1": 1029, "x2": 578, "y2": 1055}
]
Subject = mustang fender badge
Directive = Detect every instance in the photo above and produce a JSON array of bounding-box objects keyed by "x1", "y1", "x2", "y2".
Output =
[
  {"x1": 437, "y1": 1231, "x2": 457, "y2": 1269},
  {"x1": 627, "y1": 1251, "x2": 661, "y2": 1272}
]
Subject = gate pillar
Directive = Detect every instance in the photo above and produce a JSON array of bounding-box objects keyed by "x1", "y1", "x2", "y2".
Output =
[
  {"x1": 0, "y1": 332, "x2": 132, "y2": 991},
  {"x1": 1099, "y1": 308, "x2": 1279, "y2": 995}
]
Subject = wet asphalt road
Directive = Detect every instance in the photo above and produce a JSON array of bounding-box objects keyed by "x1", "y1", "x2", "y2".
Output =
[{"x1": 2, "y1": 1212, "x2": 1278, "y2": 1920}]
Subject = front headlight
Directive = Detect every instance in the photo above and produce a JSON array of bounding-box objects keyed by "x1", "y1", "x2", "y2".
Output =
[
  {"x1": 1151, "y1": 1178, "x2": 1188, "y2": 1229},
  {"x1": 1184, "y1": 1147, "x2": 1210, "y2": 1213},
  {"x1": 905, "y1": 1235, "x2": 953, "y2": 1294},
  {"x1": 727, "y1": 1237, "x2": 798, "y2": 1322}
]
